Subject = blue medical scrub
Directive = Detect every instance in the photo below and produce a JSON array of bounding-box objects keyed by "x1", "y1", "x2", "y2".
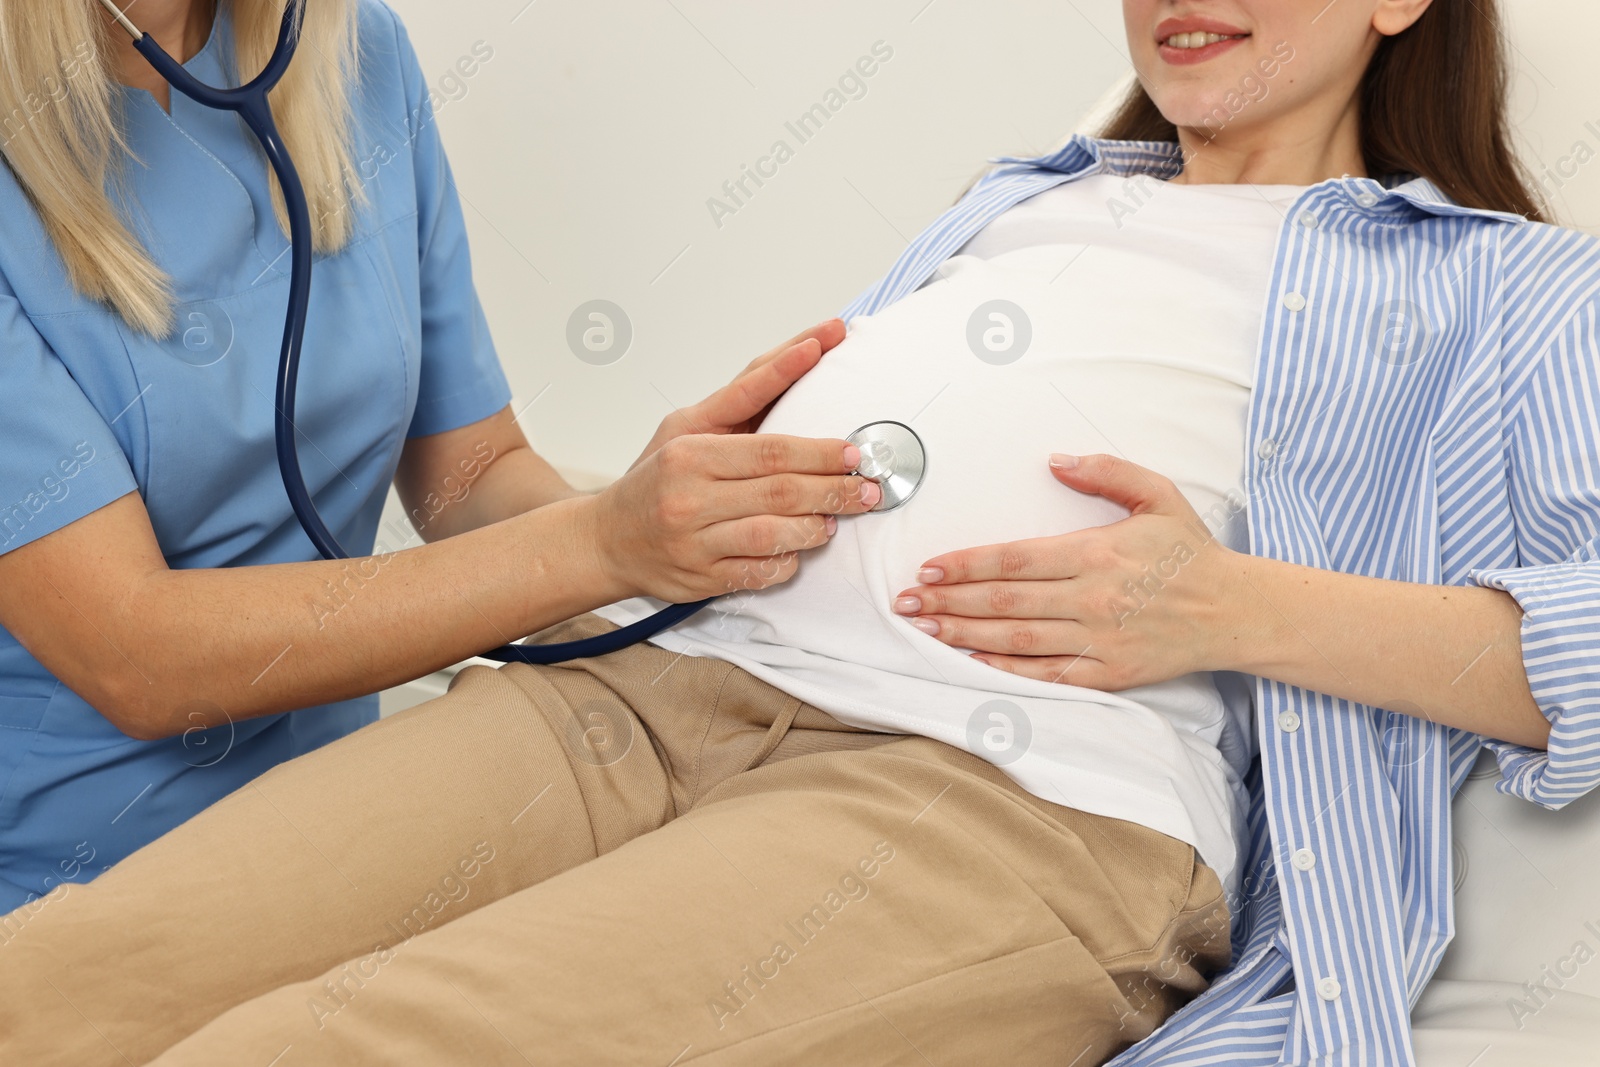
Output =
[{"x1": 0, "y1": 1, "x2": 510, "y2": 910}]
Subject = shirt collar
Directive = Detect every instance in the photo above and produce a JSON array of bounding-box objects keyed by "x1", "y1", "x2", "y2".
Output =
[{"x1": 991, "y1": 132, "x2": 1529, "y2": 225}]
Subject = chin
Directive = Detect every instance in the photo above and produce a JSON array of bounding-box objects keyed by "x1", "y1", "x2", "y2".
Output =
[{"x1": 1149, "y1": 95, "x2": 1237, "y2": 131}]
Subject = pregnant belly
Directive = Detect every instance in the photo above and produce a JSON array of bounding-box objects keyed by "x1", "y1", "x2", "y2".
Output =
[
  {"x1": 684, "y1": 250, "x2": 1248, "y2": 688},
  {"x1": 650, "y1": 249, "x2": 1250, "y2": 891}
]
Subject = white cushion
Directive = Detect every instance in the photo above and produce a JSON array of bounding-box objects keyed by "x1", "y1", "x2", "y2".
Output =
[
  {"x1": 1440, "y1": 750, "x2": 1600, "y2": 1001},
  {"x1": 1414, "y1": 978, "x2": 1600, "y2": 1066}
]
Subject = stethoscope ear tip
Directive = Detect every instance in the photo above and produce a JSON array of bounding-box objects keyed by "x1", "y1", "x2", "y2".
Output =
[{"x1": 96, "y1": 0, "x2": 144, "y2": 40}]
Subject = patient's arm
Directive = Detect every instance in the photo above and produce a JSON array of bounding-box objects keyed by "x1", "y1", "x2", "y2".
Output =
[
  {"x1": 1211, "y1": 547, "x2": 1544, "y2": 750},
  {"x1": 892, "y1": 451, "x2": 1549, "y2": 752}
]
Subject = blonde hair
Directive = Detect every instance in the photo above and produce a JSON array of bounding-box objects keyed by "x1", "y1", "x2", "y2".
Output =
[{"x1": 0, "y1": 0, "x2": 362, "y2": 337}]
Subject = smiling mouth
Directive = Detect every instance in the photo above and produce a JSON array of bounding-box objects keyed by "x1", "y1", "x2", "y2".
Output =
[{"x1": 1160, "y1": 31, "x2": 1250, "y2": 49}]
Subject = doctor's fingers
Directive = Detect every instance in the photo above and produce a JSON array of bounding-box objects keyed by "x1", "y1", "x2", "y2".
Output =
[
  {"x1": 702, "y1": 514, "x2": 835, "y2": 565},
  {"x1": 707, "y1": 473, "x2": 880, "y2": 523},
  {"x1": 675, "y1": 338, "x2": 825, "y2": 436},
  {"x1": 741, "y1": 319, "x2": 847, "y2": 374},
  {"x1": 711, "y1": 551, "x2": 801, "y2": 593},
  {"x1": 661, "y1": 433, "x2": 858, "y2": 481},
  {"x1": 716, "y1": 339, "x2": 823, "y2": 419}
]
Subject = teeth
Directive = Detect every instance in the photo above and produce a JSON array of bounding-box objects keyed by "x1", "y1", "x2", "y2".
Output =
[{"x1": 1164, "y1": 31, "x2": 1246, "y2": 48}]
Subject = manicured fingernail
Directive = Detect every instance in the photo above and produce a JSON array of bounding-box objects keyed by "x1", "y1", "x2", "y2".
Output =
[
  {"x1": 843, "y1": 444, "x2": 861, "y2": 469},
  {"x1": 893, "y1": 596, "x2": 921, "y2": 615},
  {"x1": 860, "y1": 481, "x2": 882, "y2": 507},
  {"x1": 911, "y1": 618, "x2": 940, "y2": 635},
  {"x1": 917, "y1": 566, "x2": 944, "y2": 584},
  {"x1": 824, "y1": 515, "x2": 837, "y2": 536},
  {"x1": 1049, "y1": 453, "x2": 1080, "y2": 470}
]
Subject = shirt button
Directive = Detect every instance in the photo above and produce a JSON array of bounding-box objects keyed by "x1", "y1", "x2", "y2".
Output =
[
  {"x1": 1256, "y1": 439, "x2": 1277, "y2": 459},
  {"x1": 1277, "y1": 711, "x2": 1302, "y2": 732},
  {"x1": 1291, "y1": 848, "x2": 1317, "y2": 871},
  {"x1": 1317, "y1": 977, "x2": 1343, "y2": 1001},
  {"x1": 1281, "y1": 291, "x2": 1307, "y2": 312},
  {"x1": 1356, "y1": 193, "x2": 1379, "y2": 207},
  {"x1": 1298, "y1": 211, "x2": 1319, "y2": 229}
]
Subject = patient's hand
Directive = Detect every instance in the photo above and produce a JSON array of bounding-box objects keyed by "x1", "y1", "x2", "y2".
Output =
[
  {"x1": 629, "y1": 320, "x2": 848, "y2": 471},
  {"x1": 889, "y1": 453, "x2": 1251, "y2": 691}
]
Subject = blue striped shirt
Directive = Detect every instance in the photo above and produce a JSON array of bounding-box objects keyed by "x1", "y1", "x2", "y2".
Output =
[{"x1": 839, "y1": 133, "x2": 1600, "y2": 1066}]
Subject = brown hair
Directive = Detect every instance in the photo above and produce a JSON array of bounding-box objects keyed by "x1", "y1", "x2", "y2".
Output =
[{"x1": 1097, "y1": 0, "x2": 1550, "y2": 223}]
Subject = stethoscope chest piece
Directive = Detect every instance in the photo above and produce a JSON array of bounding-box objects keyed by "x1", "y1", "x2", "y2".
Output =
[{"x1": 847, "y1": 420, "x2": 926, "y2": 513}]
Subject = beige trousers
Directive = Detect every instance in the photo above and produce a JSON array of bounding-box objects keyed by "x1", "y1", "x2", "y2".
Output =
[{"x1": 0, "y1": 614, "x2": 1230, "y2": 1067}]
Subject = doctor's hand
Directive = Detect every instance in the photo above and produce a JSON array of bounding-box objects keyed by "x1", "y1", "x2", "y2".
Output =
[
  {"x1": 628, "y1": 320, "x2": 847, "y2": 472},
  {"x1": 889, "y1": 453, "x2": 1252, "y2": 691},
  {"x1": 591, "y1": 432, "x2": 880, "y2": 604}
]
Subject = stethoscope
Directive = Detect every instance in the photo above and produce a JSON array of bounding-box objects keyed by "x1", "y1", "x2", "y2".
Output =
[{"x1": 99, "y1": 0, "x2": 926, "y2": 664}]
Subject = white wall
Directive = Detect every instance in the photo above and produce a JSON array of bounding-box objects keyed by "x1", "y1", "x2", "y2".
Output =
[{"x1": 380, "y1": 0, "x2": 1599, "y2": 488}]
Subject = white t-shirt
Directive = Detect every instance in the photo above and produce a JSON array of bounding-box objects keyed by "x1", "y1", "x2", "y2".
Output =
[{"x1": 598, "y1": 173, "x2": 1309, "y2": 895}]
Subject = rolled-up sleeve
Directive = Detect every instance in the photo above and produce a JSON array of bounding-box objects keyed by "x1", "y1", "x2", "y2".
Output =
[
  {"x1": 387, "y1": 12, "x2": 512, "y2": 439},
  {"x1": 1466, "y1": 287, "x2": 1600, "y2": 809}
]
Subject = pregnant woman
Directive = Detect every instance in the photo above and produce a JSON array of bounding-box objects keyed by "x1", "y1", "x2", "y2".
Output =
[{"x1": 5, "y1": 1, "x2": 1598, "y2": 1065}]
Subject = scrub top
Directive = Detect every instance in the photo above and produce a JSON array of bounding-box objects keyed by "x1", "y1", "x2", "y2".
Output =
[{"x1": 0, "y1": 0, "x2": 511, "y2": 910}]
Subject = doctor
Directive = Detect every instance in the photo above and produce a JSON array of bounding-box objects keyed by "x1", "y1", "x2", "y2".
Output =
[{"x1": 0, "y1": 0, "x2": 875, "y2": 910}]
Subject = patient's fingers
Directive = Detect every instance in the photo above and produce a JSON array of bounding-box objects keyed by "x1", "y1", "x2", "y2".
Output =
[
  {"x1": 902, "y1": 615, "x2": 1091, "y2": 660},
  {"x1": 917, "y1": 535, "x2": 1078, "y2": 584},
  {"x1": 892, "y1": 580, "x2": 1074, "y2": 620},
  {"x1": 968, "y1": 651, "x2": 1118, "y2": 689}
]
